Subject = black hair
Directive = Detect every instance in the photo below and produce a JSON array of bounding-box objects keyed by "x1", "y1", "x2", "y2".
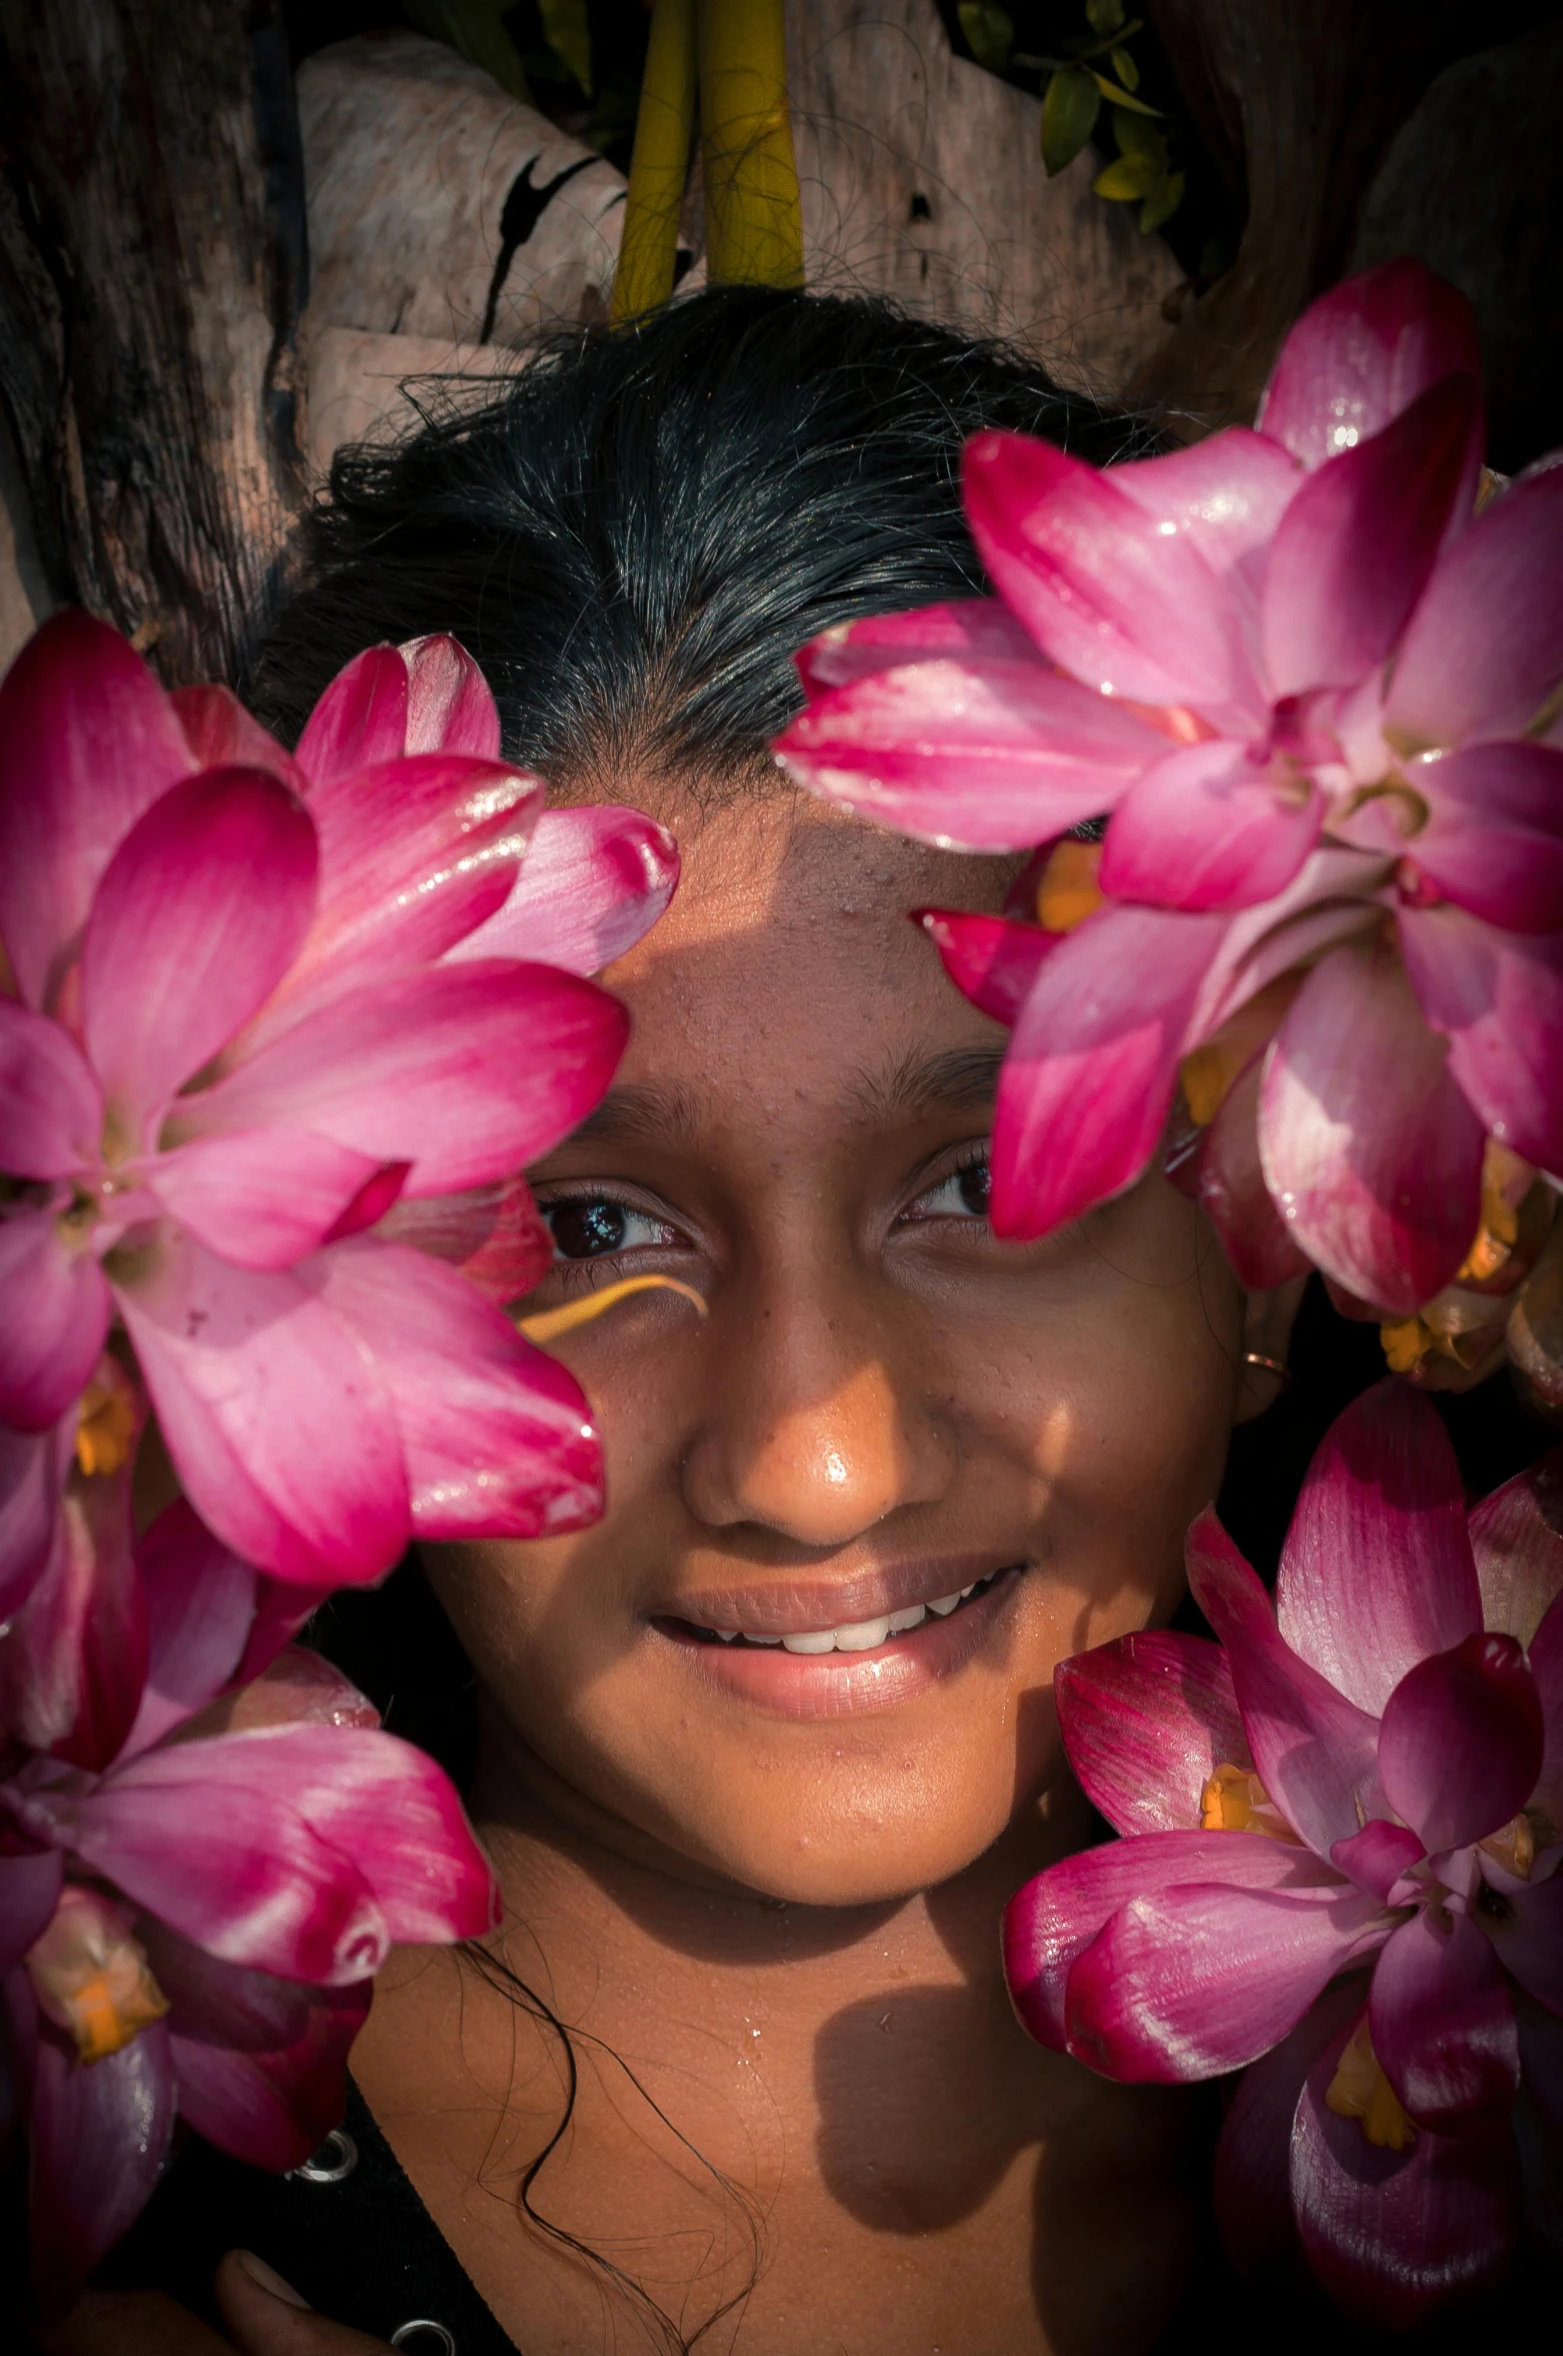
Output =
[{"x1": 255, "y1": 284, "x2": 1149, "y2": 787}]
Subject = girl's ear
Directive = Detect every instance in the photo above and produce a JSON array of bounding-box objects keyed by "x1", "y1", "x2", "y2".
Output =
[{"x1": 1233, "y1": 1272, "x2": 1310, "y2": 1425}]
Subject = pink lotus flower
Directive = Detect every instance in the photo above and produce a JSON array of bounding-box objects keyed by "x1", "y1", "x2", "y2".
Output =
[
  {"x1": 0, "y1": 1495, "x2": 497, "y2": 2315},
  {"x1": 1003, "y1": 1381, "x2": 1563, "y2": 2328},
  {"x1": 775, "y1": 262, "x2": 1563, "y2": 1319},
  {"x1": 0, "y1": 616, "x2": 677, "y2": 1597}
]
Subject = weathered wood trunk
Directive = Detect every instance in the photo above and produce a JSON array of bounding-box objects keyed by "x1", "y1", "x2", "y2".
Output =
[{"x1": 0, "y1": 0, "x2": 308, "y2": 687}]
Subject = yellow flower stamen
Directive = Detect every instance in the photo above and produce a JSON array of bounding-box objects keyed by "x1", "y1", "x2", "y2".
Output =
[
  {"x1": 1199, "y1": 1761, "x2": 1303, "y2": 1844},
  {"x1": 518, "y1": 1273, "x2": 708, "y2": 1344},
  {"x1": 26, "y1": 1891, "x2": 170, "y2": 2066},
  {"x1": 1035, "y1": 839, "x2": 1103, "y2": 934},
  {"x1": 1380, "y1": 1314, "x2": 1436, "y2": 1375},
  {"x1": 1177, "y1": 975, "x2": 1301, "y2": 1130},
  {"x1": 74, "y1": 1374, "x2": 137, "y2": 1478},
  {"x1": 1479, "y1": 1812, "x2": 1535, "y2": 1880},
  {"x1": 1325, "y1": 2017, "x2": 1416, "y2": 2152}
]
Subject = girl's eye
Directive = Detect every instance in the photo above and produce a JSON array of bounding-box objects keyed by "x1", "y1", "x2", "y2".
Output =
[
  {"x1": 909, "y1": 1154, "x2": 991, "y2": 1222},
  {"x1": 544, "y1": 1197, "x2": 677, "y2": 1261}
]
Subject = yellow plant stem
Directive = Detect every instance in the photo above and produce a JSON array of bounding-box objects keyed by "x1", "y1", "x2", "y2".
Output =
[
  {"x1": 611, "y1": 0, "x2": 697, "y2": 320},
  {"x1": 696, "y1": 0, "x2": 804, "y2": 290},
  {"x1": 518, "y1": 1272, "x2": 708, "y2": 1344}
]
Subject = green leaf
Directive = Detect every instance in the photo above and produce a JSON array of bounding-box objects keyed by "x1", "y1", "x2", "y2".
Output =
[
  {"x1": 1113, "y1": 108, "x2": 1164, "y2": 162},
  {"x1": 1092, "y1": 151, "x2": 1158, "y2": 200},
  {"x1": 1140, "y1": 168, "x2": 1185, "y2": 233},
  {"x1": 1092, "y1": 70, "x2": 1161, "y2": 116},
  {"x1": 959, "y1": 3, "x2": 1015, "y2": 73},
  {"x1": 1085, "y1": 0, "x2": 1125, "y2": 31},
  {"x1": 1109, "y1": 45, "x2": 1139, "y2": 89},
  {"x1": 404, "y1": 0, "x2": 532, "y2": 104},
  {"x1": 1041, "y1": 66, "x2": 1101, "y2": 174},
  {"x1": 538, "y1": 0, "x2": 591, "y2": 96}
]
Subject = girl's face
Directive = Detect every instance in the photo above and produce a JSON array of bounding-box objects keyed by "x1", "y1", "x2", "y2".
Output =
[{"x1": 425, "y1": 792, "x2": 1261, "y2": 1906}]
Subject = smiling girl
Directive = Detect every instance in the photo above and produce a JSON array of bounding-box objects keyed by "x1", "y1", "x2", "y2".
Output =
[{"x1": 50, "y1": 289, "x2": 1310, "y2": 2356}]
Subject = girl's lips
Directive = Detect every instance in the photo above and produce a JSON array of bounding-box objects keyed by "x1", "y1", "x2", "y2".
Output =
[{"x1": 650, "y1": 1567, "x2": 1024, "y2": 1720}]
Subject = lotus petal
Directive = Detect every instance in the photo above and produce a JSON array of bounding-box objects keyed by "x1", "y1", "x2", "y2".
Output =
[
  {"x1": 1387, "y1": 459, "x2": 1563, "y2": 750},
  {"x1": 1260, "y1": 376, "x2": 1480, "y2": 698},
  {"x1": 1398, "y1": 903, "x2": 1563, "y2": 1179},
  {"x1": 0, "y1": 997, "x2": 102, "y2": 1180},
  {"x1": 1276, "y1": 1382, "x2": 1481, "y2": 1713},
  {"x1": 118, "y1": 1501, "x2": 258, "y2": 1760},
  {"x1": 1378, "y1": 1633, "x2": 1543, "y2": 1855},
  {"x1": 1259, "y1": 937, "x2": 1486, "y2": 1314},
  {"x1": 1193, "y1": 1055, "x2": 1312, "y2": 1290},
  {"x1": 0, "y1": 613, "x2": 195, "y2": 1011},
  {"x1": 375, "y1": 1175, "x2": 552, "y2": 1304},
  {"x1": 1065, "y1": 1877, "x2": 1388, "y2": 2083},
  {"x1": 0, "y1": 1207, "x2": 112, "y2": 1432},
  {"x1": 1530, "y1": 1588, "x2": 1563, "y2": 1826},
  {"x1": 1478, "y1": 1862, "x2": 1563, "y2": 2017},
  {"x1": 0, "y1": 1443, "x2": 147, "y2": 1772},
  {"x1": 170, "y1": 685, "x2": 305, "y2": 790},
  {"x1": 173, "y1": 961, "x2": 628, "y2": 1200},
  {"x1": 28, "y1": 2016, "x2": 176, "y2": 2319},
  {"x1": 1101, "y1": 739, "x2": 1323, "y2": 912},
  {"x1": 115, "y1": 1236, "x2": 409, "y2": 1587},
  {"x1": 140, "y1": 1918, "x2": 368, "y2": 2173},
  {"x1": 401, "y1": 632, "x2": 501, "y2": 758},
  {"x1": 992, "y1": 906, "x2": 1229, "y2": 1239},
  {"x1": 146, "y1": 1128, "x2": 393, "y2": 1272},
  {"x1": 774, "y1": 657, "x2": 1160, "y2": 850},
  {"x1": 1213, "y1": 1977, "x2": 1367, "y2": 2280},
  {"x1": 1002, "y1": 1825, "x2": 1331, "y2": 2050},
  {"x1": 962, "y1": 432, "x2": 1262, "y2": 720},
  {"x1": 1469, "y1": 1448, "x2": 1563, "y2": 1648},
  {"x1": 0, "y1": 1852, "x2": 65, "y2": 1974},
  {"x1": 1257, "y1": 259, "x2": 1483, "y2": 478},
  {"x1": 1055, "y1": 1630, "x2": 1248, "y2": 1836},
  {"x1": 446, "y1": 804, "x2": 681, "y2": 977},
  {"x1": 1370, "y1": 1906, "x2": 1519, "y2": 2129},
  {"x1": 1291, "y1": 2009, "x2": 1519, "y2": 2333},
  {"x1": 793, "y1": 597, "x2": 1042, "y2": 693},
  {"x1": 1109, "y1": 428, "x2": 1302, "y2": 589},
  {"x1": 1407, "y1": 742, "x2": 1563, "y2": 934},
  {"x1": 293, "y1": 644, "x2": 409, "y2": 785},
  {"x1": 1330, "y1": 1819, "x2": 1426, "y2": 1903},
  {"x1": 1187, "y1": 1507, "x2": 1383, "y2": 1857},
  {"x1": 0, "y1": 1416, "x2": 72, "y2": 1624},
  {"x1": 307, "y1": 1237, "x2": 602, "y2": 1540},
  {"x1": 915, "y1": 909, "x2": 1056, "y2": 1028}
]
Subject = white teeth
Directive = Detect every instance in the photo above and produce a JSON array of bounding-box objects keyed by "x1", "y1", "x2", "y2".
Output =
[
  {"x1": 781, "y1": 1630, "x2": 837, "y2": 1654},
  {"x1": 927, "y1": 1592, "x2": 962, "y2": 1617},
  {"x1": 833, "y1": 1615, "x2": 891, "y2": 1652},
  {"x1": 959, "y1": 1583, "x2": 975, "y2": 1599},
  {"x1": 714, "y1": 1629, "x2": 739, "y2": 1643},
  {"x1": 887, "y1": 1605, "x2": 926, "y2": 1634},
  {"x1": 748, "y1": 1632, "x2": 782, "y2": 1645}
]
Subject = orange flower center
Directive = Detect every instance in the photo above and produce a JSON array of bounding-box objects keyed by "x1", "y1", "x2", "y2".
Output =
[
  {"x1": 26, "y1": 1891, "x2": 170, "y2": 2065},
  {"x1": 73, "y1": 1376, "x2": 137, "y2": 1478},
  {"x1": 1034, "y1": 839, "x2": 1103, "y2": 935},
  {"x1": 1325, "y1": 2017, "x2": 1416, "y2": 2151},
  {"x1": 1199, "y1": 1762, "x2": 1304, "y2": 1844}
]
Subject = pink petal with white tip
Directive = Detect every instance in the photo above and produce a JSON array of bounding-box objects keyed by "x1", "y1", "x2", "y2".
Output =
[
  {"x1": 1260, "y1": 376, "x2": 1480, "y2": 697},
  {"x1": 1055, "y1": 1629, "x2": 1249, "y2": 1836},
  {"x1": 309, "y1": 1237, "x2": 603, "y2": 1540},
  {"x1": 0, "y1": 613, "x2": 196, "y2": 1011},
  {"x1": 115, "y1": 1235, "x2": 409, "y2": 1587},
  {"x1": 793, "y1": 597, "x2": 1042, "y2": 694},
  {"x1": 1386, "y1": 459, "x2": 1563, "y2": 750},
  {"x1": 1258, "y1": 936, "x2": 1486, "y2": 1314},
  {"x1": 82, "y1": 768, "x2": 318, "y2": 1138},
  {"x1": 1101, "y1": 738, "x2": 1323, "y2": 911},
  {"x1": 146, "y1": 1128, "x2": 396, "y2": 1271},
  {"x1": 448, "y1": 804, "x2": 681, "y2": 975},
  {"x1": 1186, "y1": 1507, "x2": 1383, "y2": 1859},
  {"x1": 1398, "y1": 902, "x2": 1563, "y2": 1178},
  {"x1": 775, "y1": 657, "x2": 1159, "y2": 850},
  {"x1": 401, "y1": 633, "x2": 501, "y2": 757},
  {"x1": 28, "y1": 2017, "x2": 176, "y2": 2320},
  {"x1": 175, "y1": 961, "x2": 628, "y2": 1200},
  {"x1": 1256, "y1": 258, "x2": 1483, "y2": 476},
  {"x1": 1001, "y1": 1827, "x2": 1331, "y2": 2051},
  {"x1": 963, "y1": 431, "x2": 1262, "y2": 719},
  {"x1": 915, "y1": 909, "x2": 1057, "y2": 1029},
  {"x1": 1276, "y1": 1381, "x2": 1481, "y2": 1714},
  {"x1": 991, "y1": 905, "x2": 1229, "y2": 1240},
  {"x1": 1064, "y1": 1877, "x2": 1387, "y2": 2083},
  {"x1": 294, "y1": 644, "x2": 409, "y2": 785},
  {"x1": 0, "y1": 997, "x2": 102, "y2": 1179},
  {"x1": 0, "y1": 1209, "x2": 112, "y2": 1431}
]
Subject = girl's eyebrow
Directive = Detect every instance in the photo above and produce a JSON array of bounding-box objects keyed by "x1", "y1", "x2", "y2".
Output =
[
  {"x1": 842, "y1": 1044, "x2": 1006, "y2": 1124},
  {"x1": 568, "y1": 1080, "x2": 707, "y2": 1148}
]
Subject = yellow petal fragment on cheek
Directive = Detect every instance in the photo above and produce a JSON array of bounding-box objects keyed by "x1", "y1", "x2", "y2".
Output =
[
  {"x1": 518, "y1": 1273, "x2": 708, "y2": 1345},
  {"x1": 26, "y1": 1893, "x2": 170, "y2": 2065},
  {"x1": 1199, "y1": 1761, "x2": 1304, "y2": 1843},
  {"x1": 1325, "y1": 2016, "x2": 1416, "y2": 2152},
  {"x1": 1035, "y1": 839, "x2": 1103, "y2": 934},
  {"x1": 74, "y1": 1373, "x2": 138, "y2": 1477}
]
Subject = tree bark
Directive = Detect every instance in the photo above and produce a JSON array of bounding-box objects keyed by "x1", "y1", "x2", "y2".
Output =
[{"x1": 0, "y1": 0, "x2": 308, "y2": 688}]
